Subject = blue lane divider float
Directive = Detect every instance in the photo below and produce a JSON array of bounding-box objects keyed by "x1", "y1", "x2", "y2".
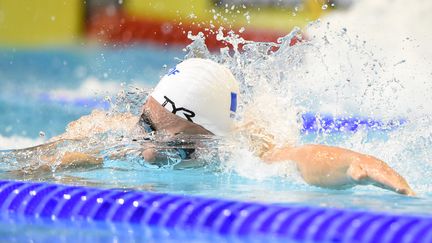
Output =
[
  {"x1": 38, "y1": 93, "x2": 110, "y2": 110},
  {"x1": 39, "y1": 94, "x2": 406, "y2": 134},
  {"x1": 0, "y1": 180, "x2": 431, "y2": 242},
  {"x1": 301, "y1": 113, "x2": 406, "y2": 133}
]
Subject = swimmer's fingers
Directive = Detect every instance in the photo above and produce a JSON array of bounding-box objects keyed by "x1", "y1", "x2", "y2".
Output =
[{"x1": 347, "y1": 161, "x2": 415, "y2": 196}]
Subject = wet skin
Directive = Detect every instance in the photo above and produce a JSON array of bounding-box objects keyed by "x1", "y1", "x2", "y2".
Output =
[
  {"x1": 139, "y1": 97, "x2": 213, "y2": 161},
  {"x1": 17, "y1": 97, "x2": 415, "y2": 196}
]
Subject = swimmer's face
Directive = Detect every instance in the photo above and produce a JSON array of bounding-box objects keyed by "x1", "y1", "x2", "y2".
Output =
[{"x1": 141, "y1": 97, "x2": 213, "y2": 136}]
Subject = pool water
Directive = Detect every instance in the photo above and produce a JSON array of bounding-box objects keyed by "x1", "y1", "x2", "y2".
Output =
[
  {"x1": 1, "y1": 212, "x2": 301, "y2": 243},
  {"x1": 1, "y1": 22, "x2": 432, "y2": 240},
  {"x1": 0, "y1": 45, "x2": 313, "y2": 242},
  {"x1": 0, "y1": 45, "x2": 182, "y2": 139},
  {"x1": 1, "y1": 45, "x2": 432, "y2": 213}
]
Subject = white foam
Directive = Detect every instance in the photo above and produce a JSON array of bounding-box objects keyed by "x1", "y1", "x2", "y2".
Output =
[
  {"x1": 198, "y1": 0, "x2": 432, "y2": 192},
  {"x1": 48, "y1": 77, "x2": 122, "y2": 99},
  {"x1": 304, "y1": 0, "x2": 432, "y2": 117},
  {"x1": 0, "y1": 135, "x2": 44, "y2": 150},
  {"x1": 221, "y1": 147, "x2": 303, "y2": 183},
  {"x1": 293, "y1": 0, "x2": 432, "y2": 192},
  {"x1": 47, "y1": 77, "x2": 151, "y2": 100}
]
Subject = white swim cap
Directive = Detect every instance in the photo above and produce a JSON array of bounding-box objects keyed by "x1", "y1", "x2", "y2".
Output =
[{"x1": 150, "y1": 58, "x2": 239, "y2": 136}]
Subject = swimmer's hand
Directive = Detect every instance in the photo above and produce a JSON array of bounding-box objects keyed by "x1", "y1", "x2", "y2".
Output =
[
  {"x1": 140, "y1": 147, "x2": 181, "y2": 164},
  {"x1": 36, "y1": 151, "x2": 103, "y2": 172},
  {"x1": 262, "y1": 144, "x2": 415, "y2": 196},
  {"x1": 141, "y1": 148, "x2": 157, "y2": 162}
]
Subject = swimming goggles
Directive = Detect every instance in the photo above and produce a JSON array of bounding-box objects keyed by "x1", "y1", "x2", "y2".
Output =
[
  {"x1": 139, "y1": 111, "x2": 195, "y2": 160},
  {"x1": 139, "y1": 111, "x2": 157, "y2": 134}
]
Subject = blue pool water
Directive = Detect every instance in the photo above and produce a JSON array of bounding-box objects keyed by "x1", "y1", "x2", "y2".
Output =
[
  {"x1": 0, "y1": 45, "x2": 182, "y2": 138},
  {"x1": 1, "y1": 45, "x2": 432, "y2": 241},
  {"x1": 0, "y1": 211, "x2": 287, "y2": 243}
]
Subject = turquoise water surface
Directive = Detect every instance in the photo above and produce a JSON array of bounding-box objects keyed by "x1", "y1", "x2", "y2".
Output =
[{"x1": 1, "y1": 46, "x2": 432, "y2": 241}]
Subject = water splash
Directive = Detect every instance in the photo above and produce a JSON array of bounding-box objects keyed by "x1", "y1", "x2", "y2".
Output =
[
  {"x1": 1, "y1": 0, "x2": 431, "y2": 196},
  {"x1": 182, "y1": 1, "x2": 432, "y2": 193},
  {"x1": 0, "y1": 69, "x2": 224, "y2": 174},
  {"x1": 182, "y1": 28, "x2": 304, "y2": 180}
]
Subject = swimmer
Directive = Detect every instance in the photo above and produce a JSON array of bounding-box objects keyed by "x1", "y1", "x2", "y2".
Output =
[{"x1": 18, "y1": 58, "x2": 415, "y2": 196}]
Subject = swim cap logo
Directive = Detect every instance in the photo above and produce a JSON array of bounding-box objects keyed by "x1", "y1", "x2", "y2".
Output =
[
  {"x1": 230, "y1": 92, "x2": 237, "y2": 118},
  {"x1": 162, "y1": 96, "x2": 195, "y2": 122},
  {"x1": 167, "y1": 67, "x2": 180, "y2": 76}
]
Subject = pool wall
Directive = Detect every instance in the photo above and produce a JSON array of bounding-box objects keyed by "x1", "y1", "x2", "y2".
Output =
[{"x1": 0, "y1": 180, "x2": 431, "y2": 242}]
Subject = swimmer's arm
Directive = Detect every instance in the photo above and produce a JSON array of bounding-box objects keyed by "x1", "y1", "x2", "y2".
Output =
[
  {"x1": 33, "y1": 139, "x2": 156, "y2": 170},
  {"x1": 45, "y1": 142, "x2": 103, "y2": 170},
  {"x1": 43, "y1": 144, "x2": 155, "y2": 170},
  {"x1": 49, "y1": 151, "x2": 103, "y2": 169},
  {"x1": 262, "y1": 144, "x2": 415, "y2": 196},
  {"x1": 42, "y1": 110, "x2": 144, "y2": 168},
  {"x1": 11, "y1": 140, "x2": 104, "y2": 171}
]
